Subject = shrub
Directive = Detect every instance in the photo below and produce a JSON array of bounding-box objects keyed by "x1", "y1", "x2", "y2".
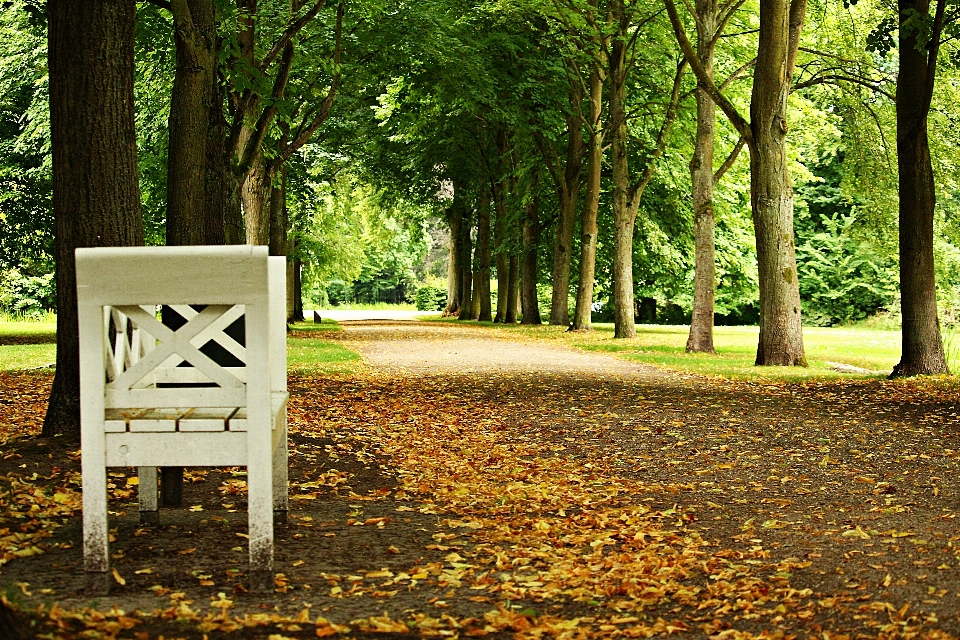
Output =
[
  {"x1": 0, "y1": 270, "x2": 55, "y2": 317},
  {"x1": 415, "y1": 284, "x2": 446, "y2": 311}
]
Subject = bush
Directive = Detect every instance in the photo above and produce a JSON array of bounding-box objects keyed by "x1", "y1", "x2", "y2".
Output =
[
  {"x1": 415, "y1": 284, "x2": 446, "y2": 311},
  {"x1": 0, "y1": 270, "x2": 55, "y2": 317}
]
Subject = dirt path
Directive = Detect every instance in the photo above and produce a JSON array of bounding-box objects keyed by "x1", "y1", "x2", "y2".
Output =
[
  {"x1": 4, "y1": 321, "x2": 960, "y2": 638},
  {"x1": 336, "y1": 320, "x2": 655, "y2": 376}
]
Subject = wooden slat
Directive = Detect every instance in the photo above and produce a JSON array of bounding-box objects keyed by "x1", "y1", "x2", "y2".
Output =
[
  {"x1": 105, "y1": 431, "x2": 248, "y2": 467},
  {"x1": 106, "y1": 387, "x2": 246, "y2": 409}
]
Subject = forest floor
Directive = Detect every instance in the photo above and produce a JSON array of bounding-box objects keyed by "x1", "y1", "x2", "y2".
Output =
[{"x1": 3, "y1": 320, "x2": 960, "y2": 639}]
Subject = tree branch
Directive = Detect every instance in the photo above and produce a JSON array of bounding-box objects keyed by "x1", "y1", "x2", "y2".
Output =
[
  {"x1": 664, "y1": 0, "x2": 751, "y2": 142},
  {"x1": 713, "y1": 136, "x2": 745, "y2": 184},
  {"x1": 260, "y1": 0, "x2": 327, "y2": 74}
]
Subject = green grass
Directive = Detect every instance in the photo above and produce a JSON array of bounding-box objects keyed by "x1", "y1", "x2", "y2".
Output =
[
  {"x1": 0, "y1": 315, "x2": 57, "y2": 371},
  {"x1": 422, "y1": 316, "x2": 903, "y2": 381},
  {"x1": 287, "y1": 318, "x2": 361, "y2": 374}
]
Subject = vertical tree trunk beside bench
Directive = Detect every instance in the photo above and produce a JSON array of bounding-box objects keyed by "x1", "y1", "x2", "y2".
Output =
[{"x1": 77, "y1": 246, "x2": 288, "y2": 593}]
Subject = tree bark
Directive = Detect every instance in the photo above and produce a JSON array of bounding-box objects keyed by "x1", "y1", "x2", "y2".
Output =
[
  {"x1": 750, "y1": 0, "x2": 806, "y2": 366},
  {"x1": 571, "y1": 67, "x2": 604, "y2": 332},
  {"x1": 493, "y1": 133, "x2": 510, "y2": 323},
  {"x1": 608, "y1": 18, "x2": 636, "y2": 339},
  {"x1": 289, "y1": 255, "x2": 304, "y2": 322},
  {"x1": 445, "y1": 205, "x2": 462, "y2": 316},
  {"x1": 166, "y1": 0, "x2": 215, "y2": 246},
  {"x1": 686, "y1": 0, "x2": 718, "y2": 354},
  {"x1": 43, "y1": 0, "x2": 144, "y2": 438},
  {"x1": 457, "y1": 202, "x2": 474, "y2": 321},
  {"x1": 476, "y1": 190, "x2": 493, "y2": 321},
  {"x1": 521, "y1": 189, "x2": 542, "y2": 325},
  {"x1": 549, "y1": 98, "x2": 585, "y2": 326},
  {"x1": 506, "y1": 255, "x2": 520, "y2": 323},
  {"x1": 892, "y1": 0, "x2": 948, "y2": 376},
  {"x1": 243, "y1": 153, "x2": 273, "y2": 246}
]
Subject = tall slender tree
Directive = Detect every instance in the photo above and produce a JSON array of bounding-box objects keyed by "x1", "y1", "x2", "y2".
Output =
[{"x1": 890, "y1": 0, "x2": 949, "y2": 376}]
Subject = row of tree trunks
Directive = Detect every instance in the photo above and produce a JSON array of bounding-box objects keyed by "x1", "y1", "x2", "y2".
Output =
[
  {"x1": 475, "y1": 191, "x2": 493, "y2": 322},
  {"x1": 43, "y1": 0, "x2": 145, "y2": 437}
]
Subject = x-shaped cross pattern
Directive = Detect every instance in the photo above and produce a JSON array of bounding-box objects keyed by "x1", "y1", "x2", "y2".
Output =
[{"x1": 106, "y1": 304, "x2": 246, "y2": 391}]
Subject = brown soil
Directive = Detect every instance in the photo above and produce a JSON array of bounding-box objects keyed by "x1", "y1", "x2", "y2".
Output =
[{"x1": 2, "y1": 320, "x2": 960, "y2": 638}]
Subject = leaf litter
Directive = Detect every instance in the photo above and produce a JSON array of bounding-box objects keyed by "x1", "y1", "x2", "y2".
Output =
[{"x1": 1, "y1": 323, "x2": 960, "y2": 638}]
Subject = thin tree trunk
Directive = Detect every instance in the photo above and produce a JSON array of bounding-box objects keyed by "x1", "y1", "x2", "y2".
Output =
[
  {"x1": 549, "y1": 106, "x2": 585, "y2": 326},
  {"x1": 609, "y1": 20, "x2": 636, "y2": 339},
  {"x1": 445, "y1": 205, "x2": 462, "y2": 316},
  {"x1": 892, "y1": 0, "x2": 948, "y2": 376},
  {"x1": 290, "y1": 255, "x2": 304, "y2": 321},
  {"x1": 686, "y1": 0, "x2": 718, "y2": 354},
  {"x1": 205, "y1": 62, "x2": 236, "y2": 244},
  {"x1": 166, "y1": 0, "x2": 215, "y2": 246},
  {"x1": 458, "y1": 202, "x2": 474, "y2": 321},
  {"x1": 750, "y1": 0, "x2": 806, "y2": 366},
  {"x1": 493, "y1": 151, "x2": 509, "y2": 322},
  {"x1": 268, "y1": 164, "x2": 287, "y2": 257},
  {"x1": 43, "y1": 0, "x2": 144, "y2": 438},
  {"x1": 505, "y1": 255, "x2": 520, "y2": 323},
  {"x1": 476, "y1": 190, "x2": 492, "y2": 321},
  {"x1": 571, "y1": 67, "x2": 604, "y2": 332}
]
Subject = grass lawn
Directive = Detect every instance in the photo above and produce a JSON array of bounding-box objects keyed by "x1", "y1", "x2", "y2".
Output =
[
  {"x1": 287, "y1": 319, "x2": 362, "y2": 373},
  {"x1": 0, "y1": 318, "x2": 57, "y2": 371},
  {"x1": 421, "y1": 316, "x2": 907, "y2": 382},
  {"x1": 0, "y1": 316, "x2": 362, "y2": 374}
]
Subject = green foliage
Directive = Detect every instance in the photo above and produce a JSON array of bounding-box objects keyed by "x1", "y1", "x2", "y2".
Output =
[
  {"x1": 0, "y1": 3, "x2": 52, "y2": 271},
  {"x1": 414, "y1": 284, "x2": 447, "y2": 311},
  {"x1": 0, "y1": 269, "x2": 55, "y2": 317}
]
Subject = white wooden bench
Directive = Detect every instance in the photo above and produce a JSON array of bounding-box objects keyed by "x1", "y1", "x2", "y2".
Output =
[{"x1": 77, "y1": 245, "x2": 288, "y2": 593}]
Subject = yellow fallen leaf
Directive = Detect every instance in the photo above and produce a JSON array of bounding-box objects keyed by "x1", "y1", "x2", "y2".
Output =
[
  {"x1": 292, "y1": 560, "x2": 305, "y2": 567},
  {"x1": 126, "y1": 477, "x2": 139, "y2": 486},
  {"x1": 112, "y1": 567, "x2": 126, "y2": 586}
]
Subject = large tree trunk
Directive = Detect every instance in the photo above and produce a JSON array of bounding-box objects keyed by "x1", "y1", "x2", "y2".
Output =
[
  {"x1": 892, "y1": 0, "x2": 948, "y2": 376},
  {"x1": 476, "y1": 190, "x2": 492, "y2": 321},
  {"x1": 43, "y1": 0, "x2": 144, "y2": 438},
  {"x1": 268, "y1": 164, "x2": 287, "y2": 257},
  {"x1": 571, "y1": 67, "x2": 604, "y2": 332},
  {"x1": 685, "y1": 0, "x2": 718, "y2": 354},
  {"x1": 549, "y1": 105, "x2": 585, "y2": 326},
  {"x1": 243, "y1": 153, "x2": 273, "y2": 245},
  {"x1": 750, "y1": 0, "x2": 806, "y2": 366},
  {"x1": 166, "y1": 0, "x2": 215, "y2": 246},
  {"x1": 608, "y1": 23, "x2": 636, "y2": 339},
  {"x1": 521, "y1": 191, "x2": 542, "y2": 325},
  {"x1": 445, "y1": 205, "x2": 462, "y2": 316}
]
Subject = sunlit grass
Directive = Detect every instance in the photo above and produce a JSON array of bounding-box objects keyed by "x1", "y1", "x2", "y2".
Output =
[
  {"x1": 421, "y1": 315, "x2": 903, "y2": 381},
  {"x1": 287, "y1": 319, "x2": 361, "y2": 374},
  {"x1": 0, "y1": 344, "x2": 56, "y2": 371}
]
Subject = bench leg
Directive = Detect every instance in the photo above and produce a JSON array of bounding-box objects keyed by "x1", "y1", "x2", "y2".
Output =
[
  {"x1": 138, "y1": 466, "x2": 159, "y2": 525},
  {"x1": 82, "y1": 463, "x2": 110, "y2": 595},
  {"x1": 272, "y1": 409, "x2": 288, "y2": 524},
  {"x1": 160, "y1": 467, "x2": 184, "y2": 508},
  {"x1": 248, "y1": 448, "x2": 274, "y2": 592}
]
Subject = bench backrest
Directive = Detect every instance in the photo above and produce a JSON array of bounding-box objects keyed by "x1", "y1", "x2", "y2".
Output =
[{"x1": 77, "y1": 246, "x2": 285, "y2": 424}]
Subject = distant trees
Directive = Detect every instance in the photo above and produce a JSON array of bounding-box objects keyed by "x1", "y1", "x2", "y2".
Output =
[{"x1": 7, "y1": 0, "x2": 960, "y2": 384}]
